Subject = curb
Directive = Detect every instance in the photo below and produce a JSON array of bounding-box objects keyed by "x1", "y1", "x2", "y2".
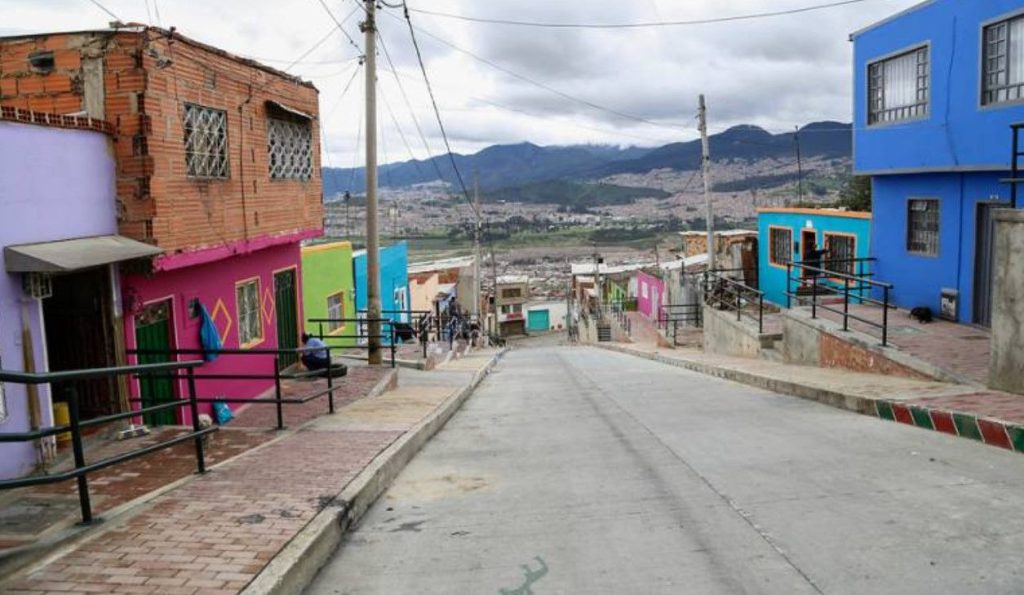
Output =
[
  {"x1": 242, "y1": 349, "x2": 507, "y2": 595},
  {"x1": 596, "y1": 343, "x2": 1024, "y2": 455}
]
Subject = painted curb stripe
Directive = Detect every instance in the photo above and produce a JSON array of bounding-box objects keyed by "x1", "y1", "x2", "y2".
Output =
[
  {"x1": 876, "y1": 401, "x2": 895, "y2": 421},
  {"x1": 977, "y1": 419, "x2": 1013, "y2": 450},
  {"x1": 929, "y1": 410, "x2": 958, "y2": 435},
  {"x1": 1005, "y1": 425, "x2": 1024, "y2": 453},
  {"x1": 909, "y1": 406, "x2": 934, "y2": 430},
  {"x1": 891, "y1": 403, "x2": 914, "y2": 425},
  {"x1": 952, "y1": 413, "x2": 983, "y2": 441}
]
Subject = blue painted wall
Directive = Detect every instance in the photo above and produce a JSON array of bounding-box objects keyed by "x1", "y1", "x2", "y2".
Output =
[
  {"x1": 853, "y1": 0, "x2": 1024, "y2": 173},
  {"x1": 353, "y1": 241, "x2": 410, "y2": 323},
  {"x1": 758, "y1": 210, "x2": 872, "y2": 307},
  {"x1": 870, "y1": 172, "x2": 1006, "y2": 319}
]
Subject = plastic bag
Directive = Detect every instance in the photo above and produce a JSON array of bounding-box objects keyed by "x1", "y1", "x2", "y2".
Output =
[{"x1": 213, "y1": 400, "x2": 234, "y2": 425}]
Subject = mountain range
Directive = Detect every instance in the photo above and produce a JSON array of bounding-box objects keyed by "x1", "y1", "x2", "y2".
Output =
[{"x1": 322, "y1": 121, "x2": 851, "y2": 198}]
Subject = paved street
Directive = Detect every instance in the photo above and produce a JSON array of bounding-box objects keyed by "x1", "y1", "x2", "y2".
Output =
[{"x1": 308, "y1": 346, "x2": 1024, "y2": 595}]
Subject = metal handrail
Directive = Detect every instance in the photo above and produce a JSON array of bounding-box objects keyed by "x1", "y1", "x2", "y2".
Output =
[
  {"x1": 704, "y1": 271, "x2": 765, "y2": 334},
  {"x1": 785, "y1": 260, "x2": 895, "y2": 346},
  {"x1": 0, "y1": 360, "x2": 208, "y2": 524}
]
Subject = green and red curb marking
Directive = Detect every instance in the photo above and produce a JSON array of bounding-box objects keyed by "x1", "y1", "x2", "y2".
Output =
[{"x1": 875, "y1": 400, "x2": 1024, "y2": 453}]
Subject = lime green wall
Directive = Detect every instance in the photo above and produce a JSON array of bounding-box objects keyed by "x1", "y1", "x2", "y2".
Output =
[{"x1": 301, "y1": 241, "x2": 355, "y2": 344}]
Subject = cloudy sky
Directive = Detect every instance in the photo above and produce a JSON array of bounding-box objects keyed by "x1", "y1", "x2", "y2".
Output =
[{"x1": 3, "y1": 0, "x2": 921, "y2": 166}]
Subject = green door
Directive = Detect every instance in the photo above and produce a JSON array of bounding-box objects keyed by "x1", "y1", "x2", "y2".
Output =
[
  {"x1": 275, "y1": 269, "x2": 299, "y2": 367},
  {"x1": 135, "y1": 301, "x2": 176, "y2": 426},
  {"x1": 527, "y1": 309, "x2": 550, "y2": 332}
]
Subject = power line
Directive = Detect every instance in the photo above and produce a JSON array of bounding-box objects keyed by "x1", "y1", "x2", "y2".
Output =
[
  {"x1": 407, "y1": 0, "x2": 873, "y2": 29},
  {"x1": 398, "y1": 7, "x2": 480, "y2": 219},
  {"x1": 382, "y1": 9, "x2": 689, "y2": 133},
  {"x1": 314, "y1": 0, "x2": 365, "y2": 56},
  {"x1": 84, "y1": 0, "x2": 122, "y2": 22}
]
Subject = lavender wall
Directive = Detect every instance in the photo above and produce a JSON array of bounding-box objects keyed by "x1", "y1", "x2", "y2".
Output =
[{"x1": 0, "y1": 121, "x2": 117, "y2": 479}]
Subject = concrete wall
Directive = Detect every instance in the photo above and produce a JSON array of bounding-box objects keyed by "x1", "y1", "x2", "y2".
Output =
[
  {"x1": 990, "y1": 209, "x2": 1024, "y2": 393},
  {"x1": 354, "y1": 242, "x2": 410, "y2": 321},
  {"x1": 702, "y1": 306, "x2": 763, "y2": 359},
  {"x1": 301, "y1": 241, "x2": 355, "y2": 342},
  {"x1": 0, "y1": 121, "x2": 117, "y2": 479},
  {"x1": 409, "y1": 272, "x2": 439, "y2": 314}
]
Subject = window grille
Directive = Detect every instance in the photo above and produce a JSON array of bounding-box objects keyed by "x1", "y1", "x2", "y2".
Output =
[
  {"x1": 983, "y1": 15, "x2": 1024, "y2": 105},
  {"x1": 326, "y1": 293, "x2": 343, "y2": 332},
  {"x1": 267, "y1": 117, "x2": 313, "y2": 180},
  {"x1": 236, "y1": 280, "x2": 263, "y2": 345},
  {"x1": 824, "y1": 234, "x2": 856, "y2": 276},
  {"x1": 907, "y1": 199, "x2": 940, "y2": 256},
  {"x1": 183, "y1": 104, "x2": 228, "y2": 178},
  {"x1": 868, "y1": 47, "x2": 929, "y2": 124},
  {"x1": 769, "y1": 227, "x2": 793, "y2": 266}
]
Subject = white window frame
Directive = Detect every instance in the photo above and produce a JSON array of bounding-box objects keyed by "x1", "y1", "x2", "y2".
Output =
[
  {"x1": 267, "y1": 115, "x2": 313, "y2": 180},
  {"x1": 183, "y1": 103, "x2": 229, "y2": 178},
  {"x1": 907, "y1": 198, "x2": 940, "y2": 257},
  {"x1": 326, "y1": 292, "x2": 344, "y2": 333}
]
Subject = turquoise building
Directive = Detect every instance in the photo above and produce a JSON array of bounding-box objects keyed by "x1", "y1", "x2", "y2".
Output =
[
  {"x1": 758, "y1": 208, "x2": 872, "y2": 307},
  {"x1": 353, "y1": 242, "x2": 410, "y2": 340}
]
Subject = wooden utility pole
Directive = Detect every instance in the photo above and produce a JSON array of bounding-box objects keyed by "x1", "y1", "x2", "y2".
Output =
[
  {"x1": 794, "y1": 125, "x2": 804, "y2": 203},
  {"x1": 698, "y1": 95, "x2": 716, "y2": 271},
  {"x1": 362, "y1": 0, "x2": 382, "y2": 364},
  {"x1": 490, "y1": 242, "x2": 500, "y2": 338}
]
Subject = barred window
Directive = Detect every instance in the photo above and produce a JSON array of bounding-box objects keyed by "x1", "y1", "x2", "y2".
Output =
[
  {"x1": 236, "y1": 279, "x2": 263, "y2": 346},
  {"x1": 183, "y1": 104, "x2": 229, "y2": 178},
  {"x1": 267, "y1": 116, "x2": 313, "y2": 180},
  {"x1": 824, "y1": 233, "x2": 856, "y2": 276},
  {"x1": 769, "y1": 227, "x2": 793, "y2": 266},
  {"x1": 907, "y1": 199, "x2": 940, "y2": 256},
  {"x1": 868, "y1": 46, "x2": 929, "y2": 125},
  {"x1": 983, "y1": 15, "x2": 1024, "y2": 105},
  {"x1": 326, "y1": 293, "x2": 344, "y2": 332}
]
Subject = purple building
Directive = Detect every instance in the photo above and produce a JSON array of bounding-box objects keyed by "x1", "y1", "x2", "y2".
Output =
[{"x1": 0, "y1": 109, "x2": 159, "y2": 479}]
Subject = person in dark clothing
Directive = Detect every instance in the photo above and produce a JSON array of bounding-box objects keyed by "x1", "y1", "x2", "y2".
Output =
[
  {"x1": 804, "y1": 239, "x2": 830, "y2": 276},
  {"x1": 300, "y1": 332, "x2": 330, "y2": 371}
]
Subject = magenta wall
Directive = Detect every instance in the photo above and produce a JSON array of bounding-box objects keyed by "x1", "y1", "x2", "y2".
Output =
[
  {"x1": 636, "y1": 271, "x2": 665, "y2": 321},
  {"x1": 122, "y1": 242, "x2": 303, "y2": 423}
]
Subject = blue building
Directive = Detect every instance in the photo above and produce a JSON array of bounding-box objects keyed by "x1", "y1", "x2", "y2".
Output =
[
  {"x1": 852, "y1": 0, "x2": 1024, "y2": 326},
  {"x1": 353, "y1": 242, "x2": 410, "y2": 339},
  {"x1": 758, "y1": 208, "x2": 873, "y2": 307}
]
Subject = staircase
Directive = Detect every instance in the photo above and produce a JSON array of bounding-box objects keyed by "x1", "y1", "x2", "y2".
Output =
[{"x1": 597, "y1": 322, "x2": 612, "y2": 342}]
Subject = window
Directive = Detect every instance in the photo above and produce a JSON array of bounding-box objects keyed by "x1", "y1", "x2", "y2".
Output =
[
  {"x1": 236, "y1": 279, "x2": 263, "y2": 346},
  {"x1": 501, "y1": 287, "x2": 522, "y2": 299},
  {"x1": 868, "y1": 46, "x2": 929, "y2": 124},
  {"x1": 0, "y1": 379, "x2": 7, "y2": 424},
  {"x1": 326, "y1": 293, "x2": 344, "y2": 332},
  {"x1": 769, "y1": 227, "x2": 793, "y2": 266},
  {"x1": 824, "y1": 233, "x2": 856, "y2": 276},
  {"x1": 983, "y1": 15, "x2": 1024, "y2": 105},
  {"x1": 267, "y1": 116, "x2": 313, "y2": 180},
  {"x1": 641, "y1": 283, "x2": 648, "y2": 299},
  {"x1": 512, "y1": 304, "x2": 523, "y2": 314},
  {"x1": 907, "y1": 199, "x2": 940, "y2": 256},
  {"x1": 184, "y1": 104, "x2": 229, "y2": 178}
]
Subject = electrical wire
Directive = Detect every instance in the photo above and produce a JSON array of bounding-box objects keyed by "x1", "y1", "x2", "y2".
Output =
[
  {"x1": 382, "y1": 9, "x2": 689, "y2": 133},
  {"x1": 314, "y1": 0, "x2": 366, "y2": 57},
  {"x1": 84, "y1": 0, "x2": 122, "y2": 21},
  {"x1": 406, "y1": 0, "x2": 872, "y2": 29}
]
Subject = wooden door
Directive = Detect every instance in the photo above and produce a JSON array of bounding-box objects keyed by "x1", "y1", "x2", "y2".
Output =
[
  {"x1": 134, "y1": 300, "x2": 177, "y2": 426},
  {"x1": 274, "y1": 270, "x2": 299, "y2": 367}
]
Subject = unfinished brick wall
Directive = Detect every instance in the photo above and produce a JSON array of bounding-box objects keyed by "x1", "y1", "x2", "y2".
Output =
[
  {"x1": 820, "y1": 333, "x2": 933, "y2": 381},
  {"x1": 0, "y1": 28, "x2": 322, "y2": 256}
]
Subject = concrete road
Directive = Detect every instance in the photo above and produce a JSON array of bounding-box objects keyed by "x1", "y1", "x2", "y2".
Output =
[{"x1": 307, "y1": 346, "x2": 1024, "y2": 595}]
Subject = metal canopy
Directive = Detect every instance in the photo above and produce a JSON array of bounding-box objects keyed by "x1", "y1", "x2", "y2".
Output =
[
  {"x1": 265, "y1": 100, "x2": 313, "y2": 120},
  {"x1": 4, "y1": 235, "x2": 162, "y2": 273}
]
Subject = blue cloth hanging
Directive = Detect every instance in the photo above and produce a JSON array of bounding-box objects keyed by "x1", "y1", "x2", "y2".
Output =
[{"x1": 198, "y1": 304, "x2": 222, "y2": 362}]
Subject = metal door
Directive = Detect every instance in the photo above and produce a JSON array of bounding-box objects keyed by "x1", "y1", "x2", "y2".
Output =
[
  {"x1": 274, "y1": 269, "x2": 299, "y2": 367},
  {"x1": 527, "y1": 309, "x2": 550, "y2": 332},
  {"x1": 973, "y1": 203, "x2": 1000, "y2": 327},
  {"x1": 135, "y1": 301, "x2": 176, "y2": 426}
]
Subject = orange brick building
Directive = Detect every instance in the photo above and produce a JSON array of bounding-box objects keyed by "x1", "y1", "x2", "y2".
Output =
[{"x1": 0, "y1": 26, "x2": 325, "y2": 418}]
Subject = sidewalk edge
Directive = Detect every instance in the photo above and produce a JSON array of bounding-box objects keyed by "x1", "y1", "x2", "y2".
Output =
[{"x1": 241, "y1": 348, "x2": 507, "y2": 595}]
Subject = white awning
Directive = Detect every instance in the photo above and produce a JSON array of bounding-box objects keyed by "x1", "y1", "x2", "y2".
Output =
[{"x1": 5, "y1": 235, "x2": 162, "y2": 273}]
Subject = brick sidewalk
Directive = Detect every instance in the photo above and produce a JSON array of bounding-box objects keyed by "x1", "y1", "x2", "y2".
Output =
[{"x1": 2, "y1": 352, "x2": 500, "y2": 594}]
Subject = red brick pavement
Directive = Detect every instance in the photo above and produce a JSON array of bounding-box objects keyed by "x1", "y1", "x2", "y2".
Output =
[
  {"x1": 5, "y1": 428, "x2": 404, "y2": 594},
  {"x1": 910, "y1": 391, "x2": 1024, "y2": 425}
]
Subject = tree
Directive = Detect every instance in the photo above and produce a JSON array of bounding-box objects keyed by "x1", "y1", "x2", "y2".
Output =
[{"x1": 837, "y1": 176, "x2": 872, "y2": 212}]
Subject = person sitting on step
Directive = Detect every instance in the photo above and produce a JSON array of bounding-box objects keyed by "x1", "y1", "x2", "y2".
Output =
[{"x1": 300, "y1": 333, "x2": 331, "y2": 371}]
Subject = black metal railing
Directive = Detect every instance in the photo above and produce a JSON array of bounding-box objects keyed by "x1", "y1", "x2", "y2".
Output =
[
  {"x1": 785, "y1": 259, "x2": 895, "y2": 346},
  {"x1": 308, "y1": 318, "x2": 401, "y2": 367},
  {"x1": 703, "y1": 270, "x2": 766, "y2": 334},
  {"x1": 127, "y1": 346, "x2": 347, "y2": 430},
  {"x1": 0, "y1": 360, "x2": 211, "y2": 524},
  {"x1": 658, "y1": 304, "x2": 703, "y2": 345}
]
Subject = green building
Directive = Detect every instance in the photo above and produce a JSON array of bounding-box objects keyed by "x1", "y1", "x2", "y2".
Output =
[{"x1": 301, "y1": 241, "x2": 356, "y2": 345}]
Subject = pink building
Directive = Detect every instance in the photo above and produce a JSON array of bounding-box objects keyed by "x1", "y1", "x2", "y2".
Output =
[{"x1": 636, "y1": 270, "x2": 666, "y2": 322}]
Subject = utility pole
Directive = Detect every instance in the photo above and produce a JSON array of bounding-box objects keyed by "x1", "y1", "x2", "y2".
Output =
[
  {"x1": 794, "y1": 125, "x2": 804, "y2": 204},
  {"x1": 344, "y1": 191, "x2": 351, "y2": 238},
  {"x1": 473, "y1": 172, "x2": 482, "y2": 322},
  {"x1": 490, "y1": 241, "x2": 499, "y2": 338},
  {"x1": 698, "y1": 94, "x2": 716, "y2": 271},
  {"x1": 362, "y1": 0, "x2": 382, "y2": 365}
]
